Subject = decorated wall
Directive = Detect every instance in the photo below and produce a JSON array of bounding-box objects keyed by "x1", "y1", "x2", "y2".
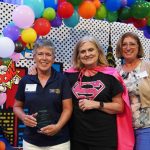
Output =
[{"x1": 0, "y1": 1, "x2": 150, "y2": 149}]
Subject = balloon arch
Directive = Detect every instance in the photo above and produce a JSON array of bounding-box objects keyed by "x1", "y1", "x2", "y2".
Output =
[{"x1": 0, "y1": 0, "x2": 150, "y2": 59}]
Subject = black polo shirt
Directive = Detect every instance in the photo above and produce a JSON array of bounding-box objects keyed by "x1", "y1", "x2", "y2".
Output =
[{"x1": 15, "y1": 68, "x2": 72, "y2": 146}]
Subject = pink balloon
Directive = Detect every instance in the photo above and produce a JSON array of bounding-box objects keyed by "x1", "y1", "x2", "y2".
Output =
[
  {"x1": 0, "y1": 93, "x2": 7, "y2": 106},
  {"x1": 12, "y1": 5, "x2": 35, "y2": 29},
  {"x1": 10, "y1": 52, "x2": 21, "y2": 62}
]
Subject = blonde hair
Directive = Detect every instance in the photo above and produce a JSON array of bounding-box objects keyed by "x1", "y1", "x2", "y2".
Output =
[
  {"x1": 72, "y1": 35, "x2": 108, "y2": 69},
  {"x1": 116, "y1": 32, "x2": 144, "y2": 59}
]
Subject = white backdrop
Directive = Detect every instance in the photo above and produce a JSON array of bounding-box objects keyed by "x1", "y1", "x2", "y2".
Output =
[{"x1": 0, "y1": 2, "x2": 150, "y2": 70}]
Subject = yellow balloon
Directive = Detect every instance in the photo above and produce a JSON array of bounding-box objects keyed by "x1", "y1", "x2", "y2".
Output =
[{"x1": 21, "y1": 28, "x2": 37, "y2": 43}]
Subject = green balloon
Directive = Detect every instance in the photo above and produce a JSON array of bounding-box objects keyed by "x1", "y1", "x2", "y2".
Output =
[
  {"x1": 147, "y1": 17, "x2": 150, "y2": 26},
  {"x1": 119, "y1": 7, "x2": 131, "y2": 20},
  {"x1": 42, "y1": 7, "x2": 56, "y2": 21},
  {"x1": 95, "y1": 4, "x2": 107, "y2": 20},
  {"x1": 67, "y1": 0, "x2": 83, "y2": 6},
  {"x1": 131, "y1": 2, "x2": 149, "y2": 19},
  {"x1": 106, "y1": 11, "x2": 118, "y2": 22}
]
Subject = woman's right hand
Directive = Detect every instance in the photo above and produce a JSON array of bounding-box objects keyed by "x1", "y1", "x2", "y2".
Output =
[{"x1": 23, "y1": 113, "x2": 37, "y2": 127}]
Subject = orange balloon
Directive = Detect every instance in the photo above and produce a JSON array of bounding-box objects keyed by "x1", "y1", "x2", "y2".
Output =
[
  {"x1": 78, "y1": 1, "x2": 96, "y2": 19},
  {"x1": 0, "y1": 141, "x2": 6, "y2": 150},
  {"x1": 93, "y1": 0, "x2": 101, "y2": 9}
]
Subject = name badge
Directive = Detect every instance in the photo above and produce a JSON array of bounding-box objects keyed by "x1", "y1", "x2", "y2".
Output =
[
  {"x1": 25, "y1": 84, "x2": 37, "y2": 92},
  {"x1": 136, "y1": 71, "x2": 148, "y2": 79}
]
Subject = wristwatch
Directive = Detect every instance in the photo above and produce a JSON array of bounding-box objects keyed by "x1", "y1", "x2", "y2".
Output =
[{"x1": 99, "y1": 101, "x2": 104, "y2": 109}]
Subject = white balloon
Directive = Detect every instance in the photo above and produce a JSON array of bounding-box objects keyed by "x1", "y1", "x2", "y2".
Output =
[{"x1": 0, "y1": 37, "x2": 15, "y2": 58}]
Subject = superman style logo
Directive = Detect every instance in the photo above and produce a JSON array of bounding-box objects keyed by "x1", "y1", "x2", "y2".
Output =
[{"x1": 72, "y1": 80, "x2": 105, "y2": 100}]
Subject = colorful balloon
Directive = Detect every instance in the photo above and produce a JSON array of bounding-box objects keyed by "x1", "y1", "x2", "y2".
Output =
[
  {"x1": 44, "y1": 0, "x2": 58, "y2": 9},
  {"x1": 67, "y1": 0, "x2": 83, "y2": 6},
  {"x1": 10, "y1": 52, "x2": 21, "y2": 62},
  {"x1": 93, "y1": 0, "x2": 101, "y2": 8},
  {"x1": 57, "y1": 1, "x2": 74, "y2": 18},
  {"x1": 78, "y1": 1, "x2": 96, "y2": 19},
  {"x1": 133, "y1": 18, "x2": 147, "y2": 28},
  {"x1": 106, "y1": 11, "x2": 118, "y2": 22},
  {"x1": 63, "y1": 10, "x2": 80, "y2": 28},
  {"x1": 33, "y1": 18, "x2": 51, "y2": 36},
  {"x1": 14, "y1": 41, "x2": 25, "y2": 53},
  {"x1": 119, "y1": 7, "x2": 131, "y2": 20},
  {"x1": 23, "y1": 0, "x2": 44, "y2": 18},
  {"x1": 144, "y1": 27, "x2": 150, "y2": 39},
  {"x1": 131, "y1": 2, "x2": 150, "y2": 19},
  {"x1": 12, "y1": 5, "x2": 35, "y2": 29},
  {"x1": 50, "y1": 14, "x2": 62, "y2": 27},
  {"x1": 42, "y1": 7, "x2": 56, "y2": 21},
  {"x1": 127, "y1": 0, "x2": 136, "y2": 6},
  {"x1": 147, "y1": 17, "x2": 150, "y2": 26},
  {"x1": 0, "y1": 141, "x2": 6, "y2": 150},
  {"x1": 21, "y1": 28, "x2": 37, "y2": 43},
  {"x1": 95, "y1": 4, "x2": 107, "y2": 20},
  {"x1": 105, "y1": 0, "x2": 121, "y2": 12},
  {"x1": 2, "y1": 24, "x2": 20, "y2": 41},
  {"x1": 58, "y1": 0, "x2": 66, "y2": 4},
  {"x1": 0, "y1": 37, "x2": 15, "y2": 58}
]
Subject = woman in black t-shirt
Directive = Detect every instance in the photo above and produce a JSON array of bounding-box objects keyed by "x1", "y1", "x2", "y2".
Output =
[{"x1": 65, "y1": 35, "x2": 134, "y2": 150}]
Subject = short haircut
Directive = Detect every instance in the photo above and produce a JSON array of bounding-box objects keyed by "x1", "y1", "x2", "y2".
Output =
[{"x1": 33, "y1": 38, "x2": 55, "y2": 58}]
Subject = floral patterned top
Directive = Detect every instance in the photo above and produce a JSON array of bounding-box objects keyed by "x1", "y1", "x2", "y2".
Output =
[{"x1": 118, "y1": 63, "x2": 150, "y2": 129}]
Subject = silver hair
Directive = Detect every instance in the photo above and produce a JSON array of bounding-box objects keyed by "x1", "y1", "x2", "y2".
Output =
[{"x1": 33, "y1": 38, "x2": 55, "y2": 58}]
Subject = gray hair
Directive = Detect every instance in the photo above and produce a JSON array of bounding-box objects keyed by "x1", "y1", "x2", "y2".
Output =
[
  {"x1": 33, "y1": 38, "x2": 55, "y2": 58},
  {"x1": 72, "y1": 35, "x2": 108, "y2": 69}
]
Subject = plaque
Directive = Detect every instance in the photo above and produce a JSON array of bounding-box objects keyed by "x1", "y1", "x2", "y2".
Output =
[{"x1": 36, "y1": 109, "x2": 52, "y2": 130}]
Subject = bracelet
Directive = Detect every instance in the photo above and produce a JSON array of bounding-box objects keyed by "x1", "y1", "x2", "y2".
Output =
[{"x1": 99, "y1": 101, "x2": 104, "y2": 109}]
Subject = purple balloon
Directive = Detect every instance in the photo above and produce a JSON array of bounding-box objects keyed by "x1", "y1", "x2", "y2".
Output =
[
  {"x1": 12, "y1": 5, "x2": 35, "y2": 29},
  {"x1": 121, "y1": 0, "x2": 127, "y2": 7},
  {"x1": 3, "y1": 24, "x2": 20, "y2": 41},
  {"x1": 50, "y1": 15, "x2": 62, "y2": 27}
]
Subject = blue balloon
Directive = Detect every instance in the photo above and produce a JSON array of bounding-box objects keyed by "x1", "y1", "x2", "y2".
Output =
[
  {"x1": 44, "y1": 0, "x2": 58, "y2": 10},
  {"x1": 144, "y1": 29, "x2": 150, "y2": 39},
  {"x1": 24, "y1": 0, "x2": 44, "y2": 18},
  {"x1": 63, "y1": 10, "x2": 80, "y2": 28},
  {"x1": 127, "y1": 0, "x2": 136, "y2": 7},
  {"x1": 105, "y1": 0, "x2": 121, "y2": 12}
]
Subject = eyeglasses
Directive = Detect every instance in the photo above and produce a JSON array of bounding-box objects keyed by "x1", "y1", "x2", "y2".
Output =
[{"x1": 122, "y1": 42, "x2": 138, "y2": 49}]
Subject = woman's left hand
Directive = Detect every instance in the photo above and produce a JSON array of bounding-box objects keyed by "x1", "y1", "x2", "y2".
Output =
[
  {"x1": 79, "y1": 99, "x2": 99, "y2": 111},
  {"x1": 40, "y1": 124, "x2": 60, "y2": 136}
]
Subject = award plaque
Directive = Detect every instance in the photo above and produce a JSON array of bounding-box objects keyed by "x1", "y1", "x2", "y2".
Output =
[{"x1": 36, "y1": 109, "x2": 52, "y2": 129}]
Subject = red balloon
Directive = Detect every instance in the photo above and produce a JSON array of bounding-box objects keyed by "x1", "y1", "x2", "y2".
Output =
[
  {"x1": 123, "y1": 17, "x2": 134, "y2": 24},
  {"x1": 18, "y1": 36, "x2": 27, "y2": 47},
  {"x1": 133, "y1": 18, "x2": 147, "y2": 29},
  {"x1": 33, "y1": 18, "x2": 51, "y2": 36},
  {"x1": 57, "y1": 2, "x2": 74, "y2": 18},
  {"x1": 58, "y1": 0, "x2": 66, "y2": 5}
]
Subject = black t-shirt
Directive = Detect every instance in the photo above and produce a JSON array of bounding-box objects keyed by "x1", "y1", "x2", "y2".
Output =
[{"x1": 65, "y1": 72, "x2": 123, "y2": 147}]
